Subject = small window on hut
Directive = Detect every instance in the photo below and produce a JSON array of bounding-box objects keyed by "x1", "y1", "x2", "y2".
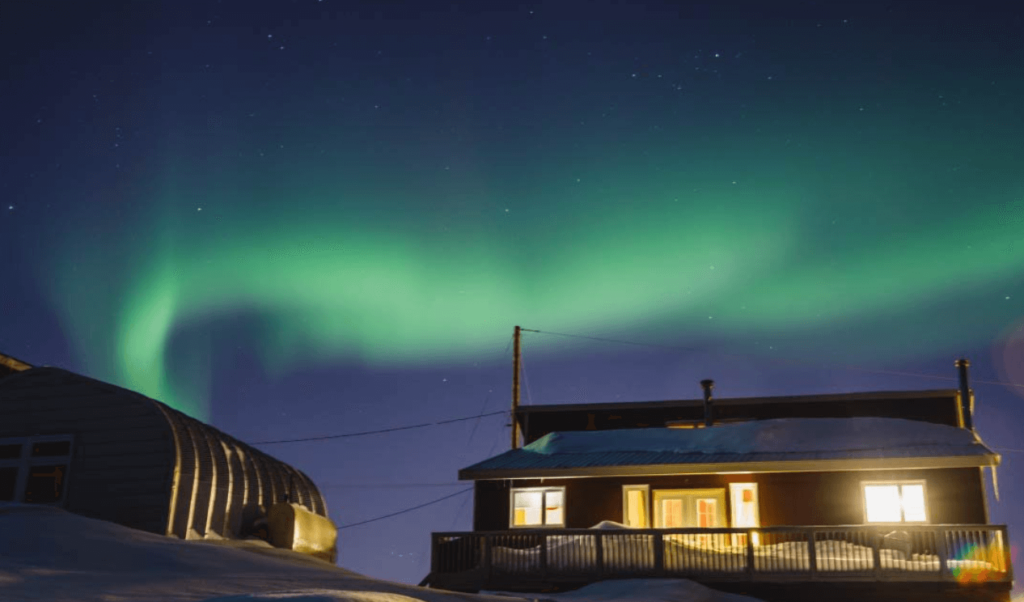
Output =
[
  {"x1": 511, "y1": 487, "x2": 565, "y2": 528},
  {"x1": 863, "y1": 482, "x2": 928, "y2": 523},
  {"x1": 0, "y1": 467, "x2": 17, "y2": 501},
  {"x1": 0, "y1": 435, "x2": 73, "y2": 505}
]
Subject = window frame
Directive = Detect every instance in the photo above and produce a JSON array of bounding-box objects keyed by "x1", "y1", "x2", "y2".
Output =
[
  {"x1": 621, "y1": 484, "x2": 650, "y2": 528},
  {"x1": 0, "y1": 434, "x2": 74, "y2": 506},
  {"x1": 509, "y1": 486, "x2": 566, "y2": 528},
  {"x1": 861, "y1": 480, "x2": 929, "y2": 524}
]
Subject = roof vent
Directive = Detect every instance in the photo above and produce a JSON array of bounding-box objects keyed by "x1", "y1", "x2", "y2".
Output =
[
  {"x1": 700, "y1": 379, "x2": 715, "y2": 427},
  {"x1": 955, "y1": 358, "x2": 974, "y2": 431}
]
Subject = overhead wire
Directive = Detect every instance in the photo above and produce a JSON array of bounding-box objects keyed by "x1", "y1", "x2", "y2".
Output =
[
  {"x1": 337, "y1": 487, "x2": 473, "y2": 530},
  {"x1": 250, "y1": 410, "x2": 506, "y2": 445}
]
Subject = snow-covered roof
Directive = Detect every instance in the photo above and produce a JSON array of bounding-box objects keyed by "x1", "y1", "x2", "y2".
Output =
[{"x1": 460, "y1": 417, "x2": 999, "y2": 479}]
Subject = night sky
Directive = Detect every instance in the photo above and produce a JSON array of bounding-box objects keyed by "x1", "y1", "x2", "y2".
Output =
[{"x1": 2, "y1": 0, "x2": 1023, "y2": 588}]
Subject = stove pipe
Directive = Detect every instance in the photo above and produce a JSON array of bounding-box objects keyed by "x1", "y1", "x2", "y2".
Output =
[
  {"x1": 955, "y1": 358, "x2": 974, "y2": 431},
  {"x1": 701, "y1": 379, "x2": 715, "y2": 427}
]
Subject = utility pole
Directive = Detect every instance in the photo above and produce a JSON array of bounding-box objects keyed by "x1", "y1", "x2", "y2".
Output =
[{"x1": 511, "y1": 325, "x2": 521, "y2": 449}]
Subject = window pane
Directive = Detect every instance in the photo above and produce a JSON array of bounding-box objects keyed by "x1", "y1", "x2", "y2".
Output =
[
  {"x1": 662, "y1": 499, "x2": 683, "y2": 528},
  {"x1": 697, "y1": 498, "x2": 718, "y2": 528},
  {"x1": 864, "y1": 485, "x2": 902, "y2": 522},
  {"x1": 730, "y1": 484, "x2": 759, "y2": 529},
  {"x1": 513, "y1": 491, "x2": 543, "y2": 526},
  {"x1": 0, "y1": 467, "x2": 16, "y2": 501},
  {"x1": 625, "y1": 488, "x2": 648, "y2": 528},
  {"x1": 901, "y1": 484, "x2": 927, "y2": 522},
  {"x1": 24, "y1": 464, "x2": 66, "y2": 504},
  {"x1": 544, "y1": 490, "x2": 564, "y2": 525},
  {"x1": 0, "y1": 444, "x2": 21, "y2": 460},
  {"x1": 31, "y1": 441, "x2": 71, "y2": 457}
]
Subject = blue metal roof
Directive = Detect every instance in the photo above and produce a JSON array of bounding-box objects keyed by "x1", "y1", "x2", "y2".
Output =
[{"x1": 460, "y1": 418, "x2": 998, "y2": 479}]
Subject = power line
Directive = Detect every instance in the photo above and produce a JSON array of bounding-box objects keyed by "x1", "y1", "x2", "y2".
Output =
[
  {"x1": 250, "y1": 410, "x2": 506, "y2": 445},
  {"x1": 526, "y1": 328, "x2": 1024, "y2": 390},
  {"x1": 337, "y1": 487, "x2": 472, "y2": 530}
]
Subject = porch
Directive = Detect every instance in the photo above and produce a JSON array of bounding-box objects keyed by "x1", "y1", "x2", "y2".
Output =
[{"x1": 424, "y1": 524, "x2": 1013, "y2": 598}]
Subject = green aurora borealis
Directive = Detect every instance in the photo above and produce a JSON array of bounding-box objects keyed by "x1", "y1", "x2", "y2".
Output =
[
  {"x1": 46, "y1": 128, "x2": 1024, "y2": 419},
  {"x1": 5, "y1": 1, "x2": 1024, "y2": 587},
  {"x1": 1, "y1": 0, "x2": 1019, "y2": 420}
]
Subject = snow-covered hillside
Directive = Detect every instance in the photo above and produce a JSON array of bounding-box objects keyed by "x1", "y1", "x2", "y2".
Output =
[{"x1": 0, "y1": 504, "x2": 761, "y2": 602}]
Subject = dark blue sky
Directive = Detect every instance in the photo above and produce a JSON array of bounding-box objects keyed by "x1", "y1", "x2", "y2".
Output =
[{"x1": 2, "y1": 0, "x2": 1023, "y2": 586}]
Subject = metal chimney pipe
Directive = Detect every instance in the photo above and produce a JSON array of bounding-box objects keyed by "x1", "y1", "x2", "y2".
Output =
[
  {"x1": 955, "y1": 358, "x2": 974, "y2": 431},
  {"x1": 700, "y1": 379, "x2": 715, "y2": 427}
]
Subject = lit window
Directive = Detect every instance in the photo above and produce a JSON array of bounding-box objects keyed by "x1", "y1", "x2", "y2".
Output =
[
  {"x1": 863, "y1": 482, "x2": 928, "y2": 523},
  {"x1": 622, "y1": 485, "x2": 649, "y2": 528},
  {"x1": 511, "y1": 487, "x2": 565, "y2": 527}
]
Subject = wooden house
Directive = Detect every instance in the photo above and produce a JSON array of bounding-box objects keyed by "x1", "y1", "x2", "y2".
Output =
[
  {"x1": 424, "y1": 362, "x2": 1013, "y2": 602},
  {"x1": 0, "y1": 352, "x2": 336, "y2": 561}
]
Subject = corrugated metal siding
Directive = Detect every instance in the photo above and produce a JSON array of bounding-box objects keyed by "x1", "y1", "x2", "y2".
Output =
[
  {"x1": 204, "y1": 428, "x2": 229, "y2": 536},
  {"x1": 156, "y1": 404, "x2": 330, "y2": 538},
  {"x1": 1, "y1": 366, "x2": 330, "y2": 542},
  {"x1": 222, "y1": 440, "x2": 244, "y2": 536},
  {"x1": 0, "y1": 368, "x2": 175, "y2": 535}
]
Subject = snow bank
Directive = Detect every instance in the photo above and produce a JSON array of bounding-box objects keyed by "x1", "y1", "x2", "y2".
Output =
[
  {"x1": 0, "y1": 503, "x2": 763, "y2": 602},
  {"x1": 526, "y1": 417, "x2": 983, "y2": 456},
  {"x1": 540, "y1": 579, "x2": 762, "y2": 602},
  {"x1": 0, "y1": 503, "x2": 495, "y2": 602}
]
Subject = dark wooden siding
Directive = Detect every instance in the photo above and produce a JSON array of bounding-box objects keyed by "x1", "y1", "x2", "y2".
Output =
[
  {"x1": 518, "y1": 393, "x2": 964, "y2": 444},
  {"x1": 0, "y1": 368, "x2": 175, "y2": 535},
  {"x1": 473, "y1": 467, "x2": 987, "y2": 531}
]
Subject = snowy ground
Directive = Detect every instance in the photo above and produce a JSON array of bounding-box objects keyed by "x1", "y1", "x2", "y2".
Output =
[{"x1": 0, "y1": 504, "x2": 762, "y2": 602}]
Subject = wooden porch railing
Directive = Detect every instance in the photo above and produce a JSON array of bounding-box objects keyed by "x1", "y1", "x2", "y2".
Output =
[{"x1": 427, "y1": 524, "x2": 1012, "y2": 592}]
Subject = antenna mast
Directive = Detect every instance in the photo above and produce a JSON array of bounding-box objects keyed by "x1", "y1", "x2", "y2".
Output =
[{"x1": 511, "y1": 325, "x2": 521, "y2": 449}]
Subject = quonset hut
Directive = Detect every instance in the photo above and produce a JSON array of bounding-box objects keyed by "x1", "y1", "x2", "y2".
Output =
[{"x1": 0, "y1": 352, "x2": 332, "y2": 557}]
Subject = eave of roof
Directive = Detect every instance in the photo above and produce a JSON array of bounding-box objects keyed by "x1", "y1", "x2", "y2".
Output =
[{"x1": 460, "y1": 453, "x2": 998, "y2": 480}]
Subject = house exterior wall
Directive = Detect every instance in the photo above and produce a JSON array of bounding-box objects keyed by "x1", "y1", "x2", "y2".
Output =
[
  {"x1": 473, "y1": 467, "x2": 987, "y2": 531},
  {"x1": 518, "y1": 394, "x2": 963, "y2": 444}
]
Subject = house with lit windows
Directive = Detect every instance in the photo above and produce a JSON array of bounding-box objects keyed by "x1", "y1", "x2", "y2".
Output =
[{"x1": 423, "y1": 362, "x2": 1014, "y2": 602}]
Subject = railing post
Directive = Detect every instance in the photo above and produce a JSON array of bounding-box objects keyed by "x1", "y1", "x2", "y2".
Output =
[
  {"x1": 871, "y1": 528, "x2": 883, "y2": 580},
  {"x1": 483, "y1": 534, "x2": 492, "y2": 580},
  {"x1": 746, "y1": 530, "x2": 755, "y2": 580},
  {"x1": 539, "y1": 531, "x2": 548, "y2": 580},
  {"x1": 594, "y1": 531, "x2": 604, "y2": 579},
  {"x1": 936, "y1": 527, "x2": 950, "y2": 579},
  {"x1": 806, "y1": 528, "x2": 817, "y2": 579},
  {"x1": 1000, "y1": 527, "x2": 1014, "y2": 581},
  {"x1": 653, "y1": 531, "x2": 664, "y2": 576}
]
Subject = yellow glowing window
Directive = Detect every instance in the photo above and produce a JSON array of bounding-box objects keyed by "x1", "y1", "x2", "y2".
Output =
[
  {"x1": 511, "y1": 488, "x2": 565, "y2": 527},
  {"x1": 622, "y1": 485, "x2": 649, "y2": 528},
  {"x1": 863, "y1": 482, "x2": 928, "y2": 523}
]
